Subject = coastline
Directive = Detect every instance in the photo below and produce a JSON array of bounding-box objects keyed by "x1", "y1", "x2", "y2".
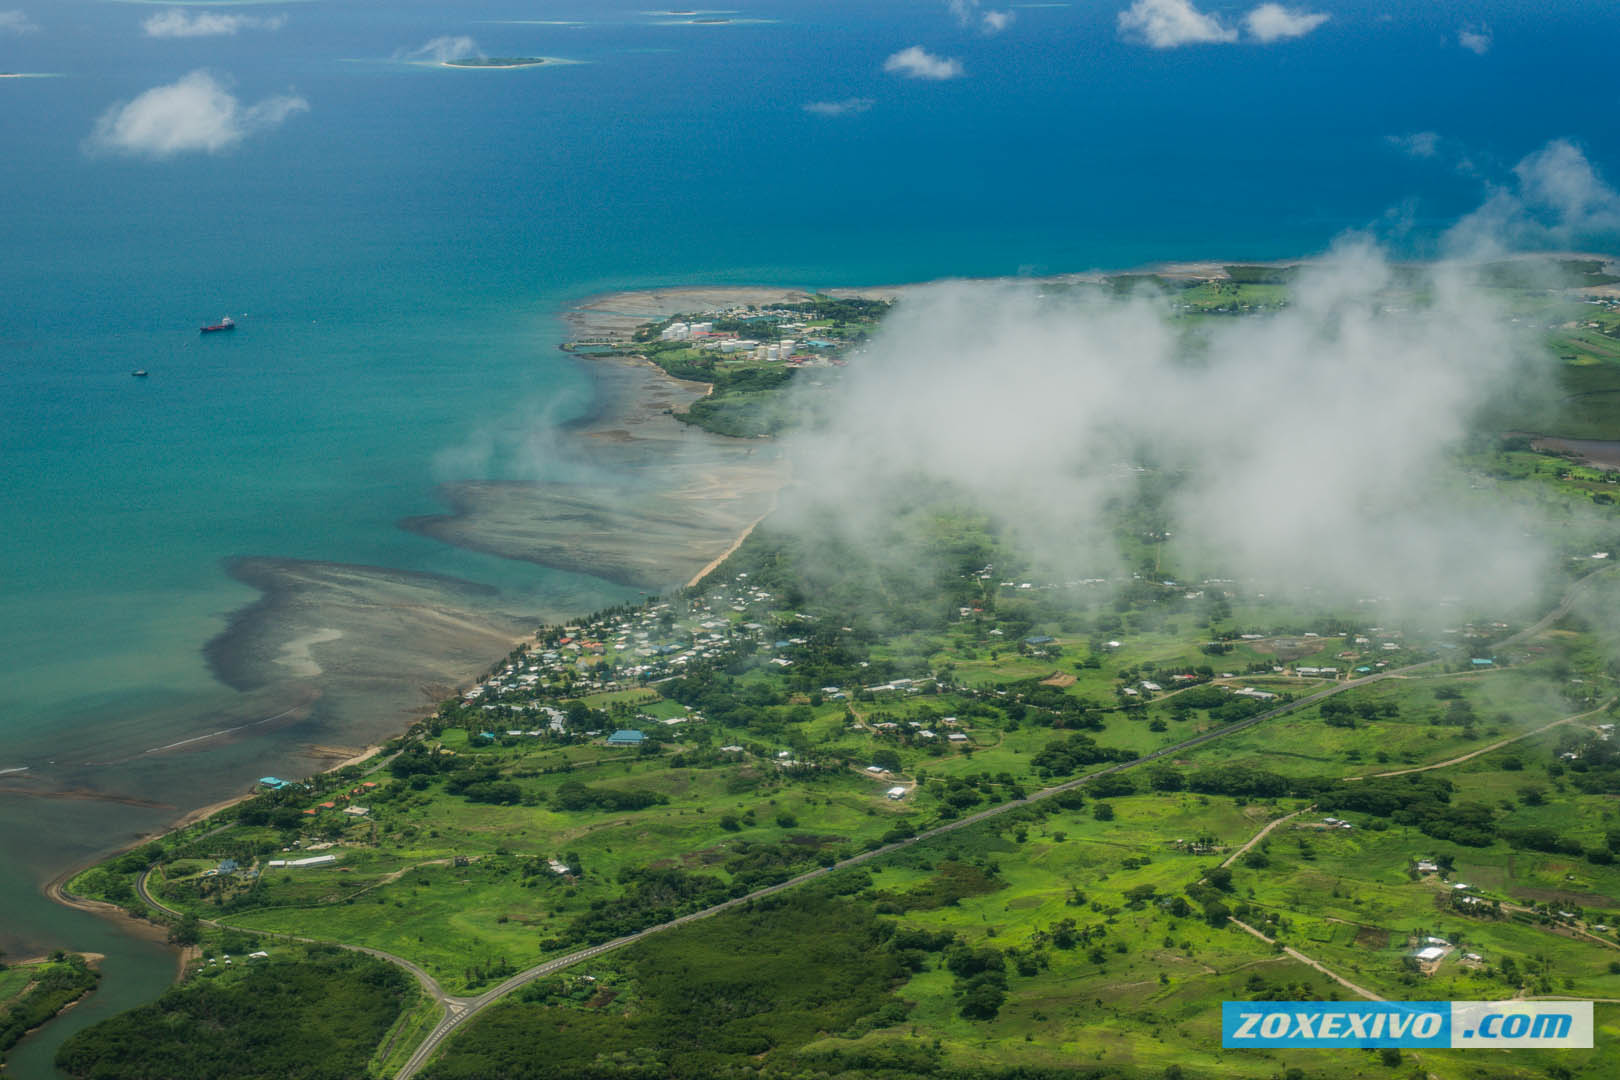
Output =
[
  {"x1": 39, "y1": 261, "x2": 1620, "y2": 891},
  {"x1": 39, "y1": 739, "x2": 387, "y2": 984},
  {"x1": 686, "y1": 507, "x2": 771, "y2": 588},
  {"x1": 33, "y1": 286, "x2": 807, "y2": 988},
  {"x1": 28, "y1": 259, "x2": 1620, "y2": 1055}
]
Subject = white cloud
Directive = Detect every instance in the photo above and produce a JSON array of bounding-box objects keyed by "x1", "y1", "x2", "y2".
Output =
[
  {"x1": 0, "y1": 9, "x2": 38, "y2": 34},
  {"x1": 948, "y1": 1, "x2": 1015, "y2": 33},
  {"x1": 86, "y1": 70, "x2": 307, "y2": 159},
  {"x1": 399, "y1": 36, "x2": 482, "y2": 63},
  {"x1": 883, "y1": 45, "x2": 964, "y2": 80},
  {"x1": 803, "y1": 97, "x2": 874, "y2": 117},
  {"x1": 1386, "y1": 131, "x2": 1440, "y2": 159},
  {"x1": 1513, "y1": 139, "x2": 1620, "y2": 236},
  {"x1": 1458, "y1": 25, "x2": 1491, "y2": 55},
  {"x1": 1447, "y1": 139, "x2": 1620, "y2": 254},
  {"x1": 1117, "y1": 0, "x2": 1236, "y2": 48},
  {"x1": 142, "y1": 9, "x2": 287, "y2": 38},
  {"x1": 779, "y1": 244, "x2": 1559, "y2": 618},
  {"x1": 1243, "y1": 4, "x2": 1328, "y2": 43}
]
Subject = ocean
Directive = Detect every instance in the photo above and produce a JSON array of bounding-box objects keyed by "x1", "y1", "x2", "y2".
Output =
[{"x1": 2, "y1": 0, "x2": 1618, "y2": 1072}]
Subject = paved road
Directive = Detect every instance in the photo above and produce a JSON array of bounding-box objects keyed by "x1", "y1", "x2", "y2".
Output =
[
  {"x1": 136, "y1": 862, "x2": 462, "y2": 1012},
  {"x1": 145, "y1": 568, "x2": 1620, "y2": 1079},
  {"x1": 394, "y1": 655, "x2": 1475, "y2": 1075}
]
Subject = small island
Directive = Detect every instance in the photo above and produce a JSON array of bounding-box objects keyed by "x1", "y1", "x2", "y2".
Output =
[{"x1": 442, "y1": 56, "x2": 550, "y2": 69}]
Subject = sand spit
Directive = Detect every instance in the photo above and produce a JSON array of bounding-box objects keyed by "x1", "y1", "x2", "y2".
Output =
[
  {"x1": 564, "y1": 285, "x2": 901, "y2": 342},
  {"x1": 404, "y1": 351, "x2": 789, "y2": 591},
  {"x1": 406, "y1": 469, "x2": 783, "y2": 591}
]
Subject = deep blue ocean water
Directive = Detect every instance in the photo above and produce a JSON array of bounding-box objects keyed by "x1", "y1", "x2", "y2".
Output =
[{"x1": 2, "y1": 0, "x2": 1618, "y2": 1072}]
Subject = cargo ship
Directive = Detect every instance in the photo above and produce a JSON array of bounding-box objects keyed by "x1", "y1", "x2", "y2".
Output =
[{"x1": 200, "y1": 316, "x2": 235, "y2": 333}]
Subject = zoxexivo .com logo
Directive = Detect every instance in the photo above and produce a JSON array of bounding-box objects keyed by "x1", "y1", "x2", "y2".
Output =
[{"x1": 1222, "y1": 1001, "x2": 1593, "y2": 1049}]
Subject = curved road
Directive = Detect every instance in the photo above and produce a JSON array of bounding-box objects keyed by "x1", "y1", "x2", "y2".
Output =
[
  {"x1": 393, "y1": 651, "x2": 1460, "y2": 1075},
  {"x1": 131, "y1": 567, "x2": 1620, "y2": 1078}
]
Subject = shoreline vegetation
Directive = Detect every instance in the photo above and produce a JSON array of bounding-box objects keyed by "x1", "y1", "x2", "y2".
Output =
[
  {"x1": 38, "y1": 259, "x2": 1620, "y2": 1080},
  {"x1": 38, "y1": 253, "x2": 1620, "y2": 916},
  {"x1": 0, "y1": 952, "x2": 100, "y2": 1067}
]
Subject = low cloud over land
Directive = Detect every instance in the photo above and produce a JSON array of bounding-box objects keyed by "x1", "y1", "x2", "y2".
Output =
[
  {"x1": 778, "y1": 244, "x2": 1557, "y2": 616},
  {"x1": 86, "y1": 70, "x2": 307, "y2": 158},
  {"x1": 399, "y1": 36, "x2": 482, "y2": 64}
]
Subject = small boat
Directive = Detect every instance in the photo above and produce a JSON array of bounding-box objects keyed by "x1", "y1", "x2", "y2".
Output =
[
  {"x1": 200, "y1": 316, "x2": 236, "y2": 333},
  {"x1": 132, "y1": 369, "x2": 148, "y2": 377}
]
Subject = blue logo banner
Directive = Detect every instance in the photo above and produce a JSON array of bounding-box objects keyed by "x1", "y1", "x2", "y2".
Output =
[{"x1": 1222, "y1": 1001, "x2": 1593, "y2": 1049}]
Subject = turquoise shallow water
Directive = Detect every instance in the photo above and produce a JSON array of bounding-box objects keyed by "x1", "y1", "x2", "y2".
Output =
[{"x1": 3, "y1": 0, "x2": 1620, "y2": 1072}]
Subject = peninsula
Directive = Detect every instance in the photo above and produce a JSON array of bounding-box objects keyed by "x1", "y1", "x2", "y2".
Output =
[{"x1": 41, "y1": 256, "x2": 1620, "y2": 1080}]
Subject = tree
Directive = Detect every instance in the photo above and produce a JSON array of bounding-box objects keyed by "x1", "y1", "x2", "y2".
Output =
[
  {"x1": 1093, "y1": 802, "x2": 1115, "y2": 821},
  {"x1": 168, "y1": 913, "x2": 201, "y2": 947}
]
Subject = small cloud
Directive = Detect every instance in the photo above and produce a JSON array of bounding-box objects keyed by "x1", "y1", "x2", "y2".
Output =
[
  {"x1": 1243, "y1": 4, "x2": 1328, "y2": 43},
  {"x1": 803, "y1": 97, "x2": 874, "y2": 117},
  {"x1": 86, "y1": 69, "x2": 307, "y2": 159},
  {"x1": 1446, "y1": 138, "x2": 1620, "y2": 254},
  {"x1": 0, "y1": 9, "x2": 38, "y2": 34},
  {"x1": 143, "y1": 9, "x2": 287, "y2": 38},
  {"x1": 948, "y1": 1, "x2": 1015, "y2": 33},
  {"x1": 1387, "y1": 131, "x2": 1440, "y2": 159},
  {"x1": 883, "y1": 45, "x2": 964, "y2": 80},
  {"x1": 1458, "y1": 25, "x2": 1491, "y2": 55},
  {"x1": 1514, "y1": 139, "x2": 1620, "y2": 236},
  {"x1": 398, "y1": 36, "x2": 483, "y2": 64},
  {"x1": 1117, "y1": 0, "x2": 1237, "y2": 49}
]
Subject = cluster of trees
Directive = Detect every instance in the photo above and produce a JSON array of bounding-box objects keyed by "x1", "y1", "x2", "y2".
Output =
[
  {"x1": 1002, "y1": 681, "x2": 1106, "y2": 729},
  {"x1": 552, "y1": 780, "x2": 666, "y2": 813},
  {"x1": 1, "y1": 954, "x2": 99, "y2": 1059},
  {"x1": 1319, "y1": 698, "x2": 1398, "y2": 728},
  {"x1": 945, "y1": 945, "x2": 1008, "y2": 1020},
  {"x1": 1031, "y1": 733, "x2": 1133, "y2": 777},
  {"x1": 551, "y1": 867, "x2": 739, "y2": 947},
  {"x1": 56, "y1": 947, "x2": 409, "y2": 1080},
  {"x1": 446, "y1": 766, "x2": 525, "y2": 806},
  {"x1": 1317, "y1": 774, "x2": 1501, "y2": 847},
  {"x1": 1559, "y1": 733, "x2": 1620, "y2": 796},
  {"x1": 1183, "y1": 764, "x2": 1292, "y2": 799},
  {"x1": 433, "y1": 893, "x2": 911, "y2": 1079},
  {"x1": 869, "y1": 860, "x2": 1002, "y2": 913}
]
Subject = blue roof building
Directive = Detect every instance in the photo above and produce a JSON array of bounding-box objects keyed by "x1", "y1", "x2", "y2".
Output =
[
  {"x1": 259, "y1": 777, "x2": 289, "y2": 789},
  {"x1": 607, "y1": 729, "x2": 645, "y2": 746},
  {"x1": 1471, "y1": 658, "x2": 1495, "y2": 666}
]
